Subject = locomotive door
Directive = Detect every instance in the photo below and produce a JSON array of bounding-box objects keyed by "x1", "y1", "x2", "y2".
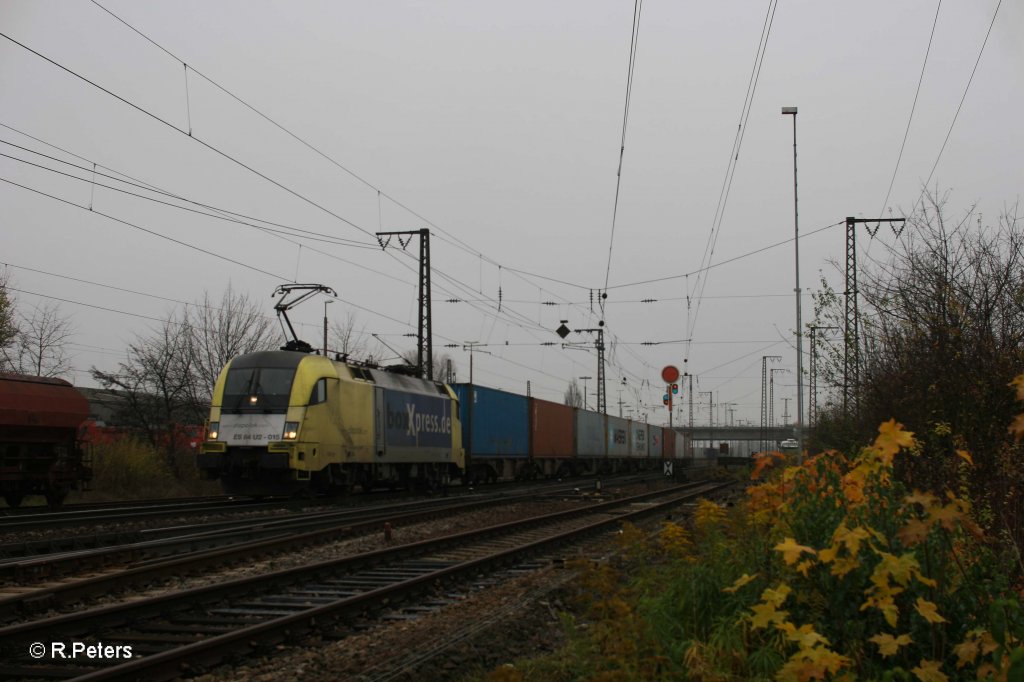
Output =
[
  {"x1": 303, "y1": 377, "x2": 340, "y2": 461},
  {"x1": 373, "y1": 387, "x2": 386, "y2": 458}
]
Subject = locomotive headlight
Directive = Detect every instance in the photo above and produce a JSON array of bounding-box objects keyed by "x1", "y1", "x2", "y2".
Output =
[
  {"x1": 283, "y1": 422, "x2": 300, "y2": 440},
  {"x1": 207, "y1": 422, "x2": 219, "y2": 440}
]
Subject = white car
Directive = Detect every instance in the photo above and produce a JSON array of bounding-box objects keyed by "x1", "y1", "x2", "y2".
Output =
[{"x1": 779, "y1": 439, "x2": 798, "y2": 449}]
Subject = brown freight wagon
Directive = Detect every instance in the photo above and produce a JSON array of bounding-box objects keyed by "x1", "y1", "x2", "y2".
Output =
[{"x1": 0, "y1": 373, "x2": 92, "y2": 508}]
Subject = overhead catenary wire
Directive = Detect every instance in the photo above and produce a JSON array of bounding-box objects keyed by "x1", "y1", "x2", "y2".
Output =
[
  {"x1": 88, "y1": 0, "x2": 596, "y2": 331},
  {"x1": 687, "y1": 0, "x2": 778, "y2": 358},
  {"x1": 0, "y1": 36, "x2": 585, "y2": 371},
  {"x1": 602, "y1": 0, "x2": 644, "y2": 297},
  {"x1": 0, "y1": 176, "x2": 288, "y2": 281},
  {"x1": 33, "y1": 6, "x2": 743, "y2": 402},
  {"x1": 1, "y1": 128, "x2": 570, "y2": 356},
  {"x1": 0, "y1": 141, "x2": 380, "y2": 250},
  {"x1": 3, "y1": 162, "x2": 604, "y2": 392},
  {"x1": 906, "y1": 0, "x2": 1002, "y2": 218},
  {"x1": 607, "y1": 220, "x2": 844, "y2": 291},
  {"x1": 877, "y1": 0, "x2": 943, "y2": 217},
  {"x1": 0, "y1": 10, "x2": 806, "y2": 413},
  {"x1": 3, "y1": 24, "x2": 547, "y2": 345},
  {"x1": 0, "y1": 30, "x2": 380, "y2": 244}
]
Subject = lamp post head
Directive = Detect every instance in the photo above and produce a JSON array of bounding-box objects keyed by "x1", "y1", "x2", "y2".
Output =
[{"x1": 782, "y1": 106, "x2": 797, "y2": 115}]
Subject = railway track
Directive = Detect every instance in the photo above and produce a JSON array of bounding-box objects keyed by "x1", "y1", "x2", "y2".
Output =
[
  {"x1": 0, "y1": 496, "x2": 236, "y2": 517},
  {"x1": 0, "y1": 497, "x2": 308, "y2": 535},
  {"x1": 0, "y1": 479, "x2": 732, "y2": 680},
  {"x1": 0, "y1": 474, "x2": 648, "y2": 562},
  {"x1": 0, "y1": 476, "x2": 657, "y2": 621},
  {"x1": 0, "y1": 472, "x2": 660, "y2": 536}
]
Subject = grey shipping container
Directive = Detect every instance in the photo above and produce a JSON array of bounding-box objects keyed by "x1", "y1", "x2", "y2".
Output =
[{"x1": 575, "y1": 409, "x2": 605, "y2": 457}]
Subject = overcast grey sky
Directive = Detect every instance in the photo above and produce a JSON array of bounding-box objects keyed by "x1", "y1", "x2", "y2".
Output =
[{"x1": 1, "y1": 0, "x2": 1020, "y2": 426}]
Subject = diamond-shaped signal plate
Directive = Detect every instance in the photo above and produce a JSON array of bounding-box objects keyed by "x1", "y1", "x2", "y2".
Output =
[{"x1": 556, "y1": 324, "x2": 570, "y2": 339}]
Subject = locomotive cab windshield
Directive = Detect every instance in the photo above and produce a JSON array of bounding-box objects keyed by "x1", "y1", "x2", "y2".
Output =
[
  {"x1": 223, "y1": 366, "x2": 295, "y2": 412},
  {"x1": 221, "y1": 351, "x2": 303, "y2": 414}
]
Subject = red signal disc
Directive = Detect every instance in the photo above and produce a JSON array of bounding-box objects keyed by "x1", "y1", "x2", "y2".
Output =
[{"x1": 661, "y1": 365, "x2": 680, "y2": 383}]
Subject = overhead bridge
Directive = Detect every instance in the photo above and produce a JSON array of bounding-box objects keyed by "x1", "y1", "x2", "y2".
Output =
[
  {"x1": 670, "y1": 425, "x2": 796, "y2": 461},
  {"x1": 675, "y1": 425, "x2": 794, "y2": 443}
]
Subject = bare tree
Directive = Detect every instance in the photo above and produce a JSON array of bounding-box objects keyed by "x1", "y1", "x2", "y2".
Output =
[
  {"x1": 813, "y1": 191, "x2": 1024, "y2": 548},
  {"x1": 92, "y1": 311, "x2": 200, "y2": 462},
  {"x1": 0, "y1": 270, "x2": 19, "y2": 371},
  {"x1": 399, "y1": 349, "x2": 457, "y2": 382},
  {"x1": 13, "y1": 301, "x2": 75, "y2": 378},
  {"x1": 0, "y1": 271, "x2": 74, "y2": 378},
  {"x1": 329, "y1": 310, "x2": 369, "y2": 359},
  {"x1": 92, "y1": 286, "x2": 277, "y2": 463},
  {"x1": 564, "y1": 378, "x2": 583, "y2": 407},
  {"x1": 187, "y1": 284, "x2": 277, "y2": 404}
]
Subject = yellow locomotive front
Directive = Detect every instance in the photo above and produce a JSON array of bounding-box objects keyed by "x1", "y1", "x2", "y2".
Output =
[{"x1": 198, "y1": 350, "x2": 463, "y2": 496}]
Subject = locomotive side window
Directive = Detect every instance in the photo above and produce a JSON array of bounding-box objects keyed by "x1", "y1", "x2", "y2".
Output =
[{"x1": 309, "y1": 378, "x2": 327, "y2": 405}]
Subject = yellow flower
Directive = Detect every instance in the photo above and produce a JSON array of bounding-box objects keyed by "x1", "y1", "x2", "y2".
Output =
[
  {"x1": 722, "y1": 573, "x2": 758, "y2": 593},
  {"x1": 954, "y1": 449, "x2": 973, "y2": 465},
  {"x1": 775, "y1": 537, "x2": 817, "y2": 565},
  {"x1": 869, "y1": 632, "x2": 913, "y2": 657},
  {"x1": 915, "y1": 598, "x2": 947, "y2": 624},
  {"x1": 875, "y1": 419, "x2": 915, "y2": 462},
  {"x1": 911, "y1": 659, "x2": 948, "y2": 682},
  {"x1": 1009, "y1": 373, "x2": 1024, "y2": 401}
]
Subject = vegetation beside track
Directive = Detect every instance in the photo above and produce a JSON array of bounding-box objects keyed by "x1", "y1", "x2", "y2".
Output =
[
  {"x1": 0, "y1": 438, "x2": 218, "y2": 509},
  {"x1": 483, "y1": 391, "x2": 1024, "y2": 680},
  {"x1": 76, "y1": 437, "x2": 219, "y2": 503}
]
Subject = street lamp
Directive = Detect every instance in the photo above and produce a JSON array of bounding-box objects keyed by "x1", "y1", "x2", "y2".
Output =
[
  {"x1": 579, "y1": 376, "x2": 592, "y2": 410},
  {"x1": 782, "y1": 106, "x2": 805, "y2": 462},
  {"x1": 323, "y1": 299, "x2": 334, "y2": 355}
]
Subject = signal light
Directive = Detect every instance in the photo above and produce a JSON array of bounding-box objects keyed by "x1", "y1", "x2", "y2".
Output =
[
  {"x1": 662, "y1": 394, "x2": 669, "y2": 405},
  {"x1": 671, "y1": 383, "x2": 679, "y2": 394}
]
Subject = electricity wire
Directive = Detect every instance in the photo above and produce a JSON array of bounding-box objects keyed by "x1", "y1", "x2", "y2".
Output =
[
  {"x1": 602, "y1": 0, "x2": 644, "y2": 296},
  {"x1": 88, "y1": 0, "x2": 595, "y2": 331},
  {"x1": 64, "y1": 6, "x2": 770, "y2": 402},
  {"x1": 0, "y1": 176, "x2": 288, "y2": 281},
  {"x1": 2, "y1": 15, "x2": 790, "y2": 412},
  {"x1": 0, "y1": 38, "x2": 571, "y2": 363},
  {"x1": 877, "y1": 0, "x2": 942, "y2": 217},
  {"x1": 687, "y1": 0, "x2": 778, "y2": 353},
  {"x1": 909, "y1": 0, "x2": 1002, "y2": 217}
]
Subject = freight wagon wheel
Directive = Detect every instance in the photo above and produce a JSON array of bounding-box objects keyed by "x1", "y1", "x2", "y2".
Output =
[
  {"x1": 3, "y1": 493, "x2": 24, "y2": 509},
  {"x1": 45, "y1": 489, "x2": 68, "y2": 509}
]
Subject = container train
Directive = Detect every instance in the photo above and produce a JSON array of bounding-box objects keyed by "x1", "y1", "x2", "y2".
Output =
[
  {"x1": 0, "y1": 373, "x2": 92, "y2": 508},
  {"x1": 197, "y1": 349, "x2": 703, "y2": 497}
]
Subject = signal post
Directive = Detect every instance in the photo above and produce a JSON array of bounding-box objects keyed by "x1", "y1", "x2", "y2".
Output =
[{"x1": 661, "y1": 365, "x2": 681, "y2": 428}]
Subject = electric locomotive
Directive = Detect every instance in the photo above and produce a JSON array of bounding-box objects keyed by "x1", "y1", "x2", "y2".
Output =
[{"x1": 197, "y1": 350, "x2": 464, "y2": 495}]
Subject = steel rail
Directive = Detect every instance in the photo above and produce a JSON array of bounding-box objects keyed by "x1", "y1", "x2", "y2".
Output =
[
  {"x1": 0, "y1": 481, "x2": 731, "y2": 680},
  {"x1": 0, "y1": 476, "x2": 660, "y2": 618}
]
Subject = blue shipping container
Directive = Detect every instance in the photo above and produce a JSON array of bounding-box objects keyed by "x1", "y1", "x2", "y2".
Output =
[{"x1": 453, "y1": 384, "x2": 529, "y2": 458}]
